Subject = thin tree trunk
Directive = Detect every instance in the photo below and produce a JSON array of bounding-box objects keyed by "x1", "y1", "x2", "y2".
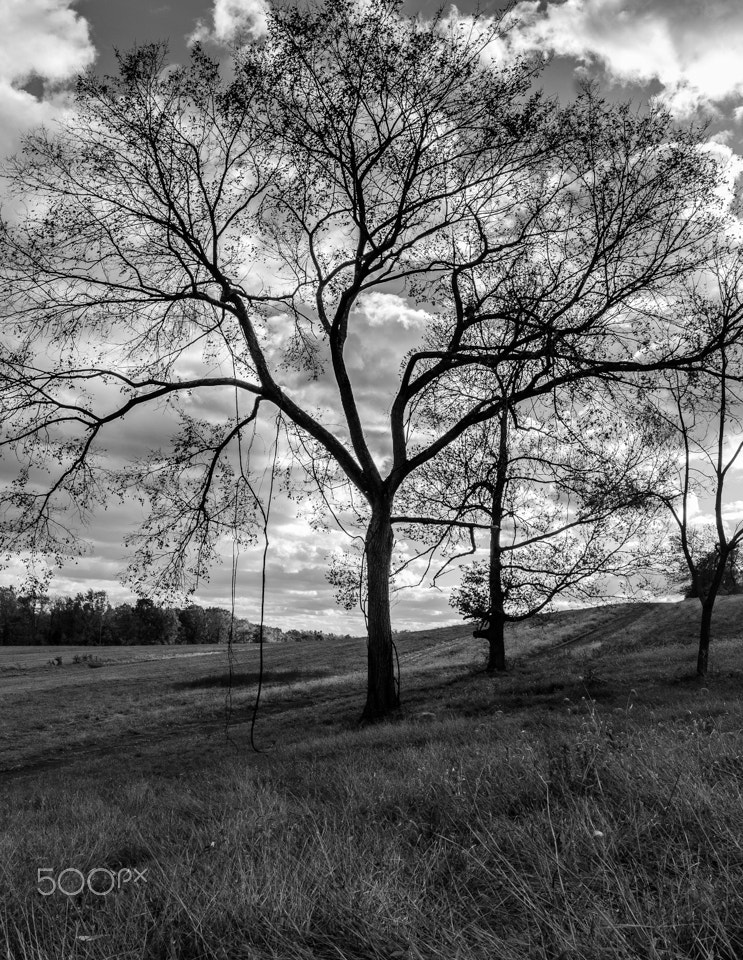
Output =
[
  {"x1": 697, "y1": 600, "x2": 713, "y2": 677},
  {"x1": 483, "y1": 406, "x2": 509, "y2": 673},
  {"x1": 696, "y1": 553, "x2": 728, "y2": 677},
  {"x1": 361, "y1": 499, "x2": 399, "y2": 722},
  {"x1": 485, "y1": 503, "x2": 507, "y2": 672}
]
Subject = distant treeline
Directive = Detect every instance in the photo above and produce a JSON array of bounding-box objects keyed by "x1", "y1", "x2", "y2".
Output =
[{"x1": 0, "y1": 588, "x2": 348, "y2": 646}]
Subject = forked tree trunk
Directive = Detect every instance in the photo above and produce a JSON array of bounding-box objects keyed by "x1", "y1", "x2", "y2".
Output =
[{"x1": 361, "y1": 499, "x2": 399, "y2": 722}]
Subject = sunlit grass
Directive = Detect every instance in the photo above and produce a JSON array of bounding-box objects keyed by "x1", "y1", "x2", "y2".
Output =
[{"x1": 1, "y1": 600, "x2": 743, "y2": 958}]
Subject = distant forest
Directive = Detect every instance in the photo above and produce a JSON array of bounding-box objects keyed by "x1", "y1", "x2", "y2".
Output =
[{"x1": 0, "y1": 587, "x2": 349, "y2": 646}]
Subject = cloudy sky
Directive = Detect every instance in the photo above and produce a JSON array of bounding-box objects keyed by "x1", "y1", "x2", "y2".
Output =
[{"x1": 1, "y1": 0, "x2": 742, "y2": 632}]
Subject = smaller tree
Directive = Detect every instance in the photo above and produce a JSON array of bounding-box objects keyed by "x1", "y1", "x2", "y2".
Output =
[
  {"x1": 649, "y1": 252, "x2": 743, "y2": 675},
  {"x1": 397, "y1": 386, "x2": 669, "y2": 671}
]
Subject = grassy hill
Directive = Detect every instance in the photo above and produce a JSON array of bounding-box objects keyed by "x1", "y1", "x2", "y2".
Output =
[{"x1": 1, "y1": 597, "x2": 742, "y2": 959}]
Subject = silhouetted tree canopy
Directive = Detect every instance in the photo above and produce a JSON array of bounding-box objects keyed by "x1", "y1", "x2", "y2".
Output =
[{"x1": 1, "y1": 0, "x2": 737, "y2": 717}]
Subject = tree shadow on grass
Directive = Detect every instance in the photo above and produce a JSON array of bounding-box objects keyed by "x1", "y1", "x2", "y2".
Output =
[{"x1": 173, "y1": 668, "x2": 332, "y2": 690}]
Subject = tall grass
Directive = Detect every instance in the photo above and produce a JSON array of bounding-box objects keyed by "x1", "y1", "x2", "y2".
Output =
[{"x1": 2, "y1": 697, "x2": 743, "y2": 960}]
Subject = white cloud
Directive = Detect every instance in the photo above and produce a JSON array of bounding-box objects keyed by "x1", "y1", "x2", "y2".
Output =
[
  {"x1": 0, "y1": 0, "x2": 94, "y2": 161},
  {"x1": 709, "y1": 129, "x2": 734, "y2": 146},
  {"x1": 359, "y1": 292, "x2": 434, "y2": 330},
  {"x1": 699, "y1": 140, "x2": 743, "y2": 208},
  {"x1": 0, "y1": 0, "x2": 92, "y2": 85},
  {"x1": 188, "y1": 0, "x2": 269, "y2": 47},
  {"x1": 721, "y1": 500, "x2": 743, "y2": 524},
  {"x1": 509, "y1": 0, "x2": 743, "y2": 117},
  {"x1": 438, "y1": 5, "x2": 517, "y2": 65}
]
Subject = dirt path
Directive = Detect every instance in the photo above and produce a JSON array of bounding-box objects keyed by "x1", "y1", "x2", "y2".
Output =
[{"x1": 528, "y1": 603, "x2": 663, "y2": 659}]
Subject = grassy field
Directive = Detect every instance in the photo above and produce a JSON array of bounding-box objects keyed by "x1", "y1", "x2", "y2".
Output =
[{"x1": 1, "y1": 597, "x2": 742, "y2": 959}]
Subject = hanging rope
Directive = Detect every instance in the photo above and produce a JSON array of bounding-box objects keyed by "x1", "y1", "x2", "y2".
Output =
[
  {"x1": 224, "y1": 396, "x2": 258, "y2": 749},
  {"x1": 223, "y1": 338, "x2": 282, "y2": 752},
  {"x1": 248, "y1": 411, "x2": 281, "y2": 752},
  {"x1": 224, "y1": 520, "x2": 240, "y2": 749}
]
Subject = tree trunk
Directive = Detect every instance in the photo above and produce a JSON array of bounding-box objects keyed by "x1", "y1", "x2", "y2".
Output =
[
  {"x1": 474, "y1": 616, "x2": 506, "y2": 672},
  {"x1": 486, "y1": 615, "x2": 506, "y2": 672},
  {"x1": 361, "y1": 499, "x2": 399, "y2": 722},
  {"x1": 480, "y1": 407, "x2": 509, "y2": 673},
  {"x1": 696, "y1": 551, "x2": 728, "y2": 677},
  {"x1": 697, "y1": 600, "x2": 713, "y2": 677},
  {"x1": 484, "y1": 520, "x2": 507, "y2": 672}
]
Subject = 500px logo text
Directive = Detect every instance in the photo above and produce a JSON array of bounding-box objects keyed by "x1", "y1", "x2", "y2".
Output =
[{"x1": 37, "y1": 867, "x2": 147, "y2": 896}]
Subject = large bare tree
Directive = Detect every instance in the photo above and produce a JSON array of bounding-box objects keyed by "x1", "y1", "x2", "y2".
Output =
[{"x1": 0, "y1": 0, "x2": 733, "y2": 720}]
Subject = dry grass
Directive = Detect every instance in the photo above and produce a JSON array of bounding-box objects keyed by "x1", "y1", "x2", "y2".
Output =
[{"x1": 1, "y1": 597, "x2": 742, "y2": 959}]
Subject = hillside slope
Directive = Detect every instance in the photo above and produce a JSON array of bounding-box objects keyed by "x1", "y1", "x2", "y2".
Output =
[{"x1": 395, "y1": 595, "x2": 743, "y2": 667}]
